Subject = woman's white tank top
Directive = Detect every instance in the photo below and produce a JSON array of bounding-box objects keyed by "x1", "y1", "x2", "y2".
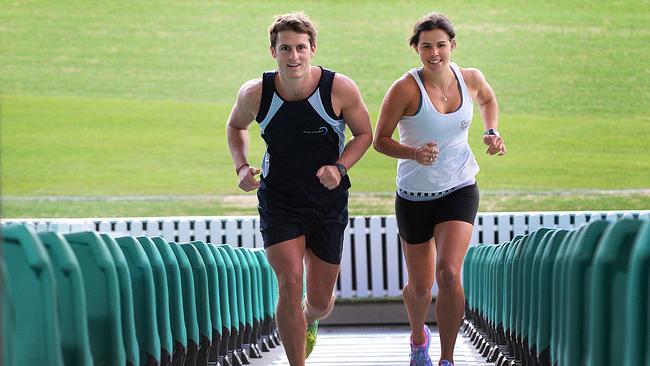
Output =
[{"x1": 396, "y1": 63, "x2": 479, "y2": 197}]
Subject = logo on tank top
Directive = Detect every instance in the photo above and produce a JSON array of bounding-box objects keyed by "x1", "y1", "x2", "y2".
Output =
[
  {"x1": 460, "y1": 119, "x2": 471, "y2": 131},
  {"x1": 302, "y1": 126, "x2": 328, "y2": 135}
]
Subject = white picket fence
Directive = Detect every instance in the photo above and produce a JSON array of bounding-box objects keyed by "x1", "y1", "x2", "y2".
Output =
[{"x1": 4, "y1": 210, "x2": 649, "y2": 299}]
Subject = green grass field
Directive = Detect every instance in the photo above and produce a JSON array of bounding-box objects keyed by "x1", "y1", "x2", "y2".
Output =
[{"x1": 2, "y1": 1, "x2": 649, "y2": 217}]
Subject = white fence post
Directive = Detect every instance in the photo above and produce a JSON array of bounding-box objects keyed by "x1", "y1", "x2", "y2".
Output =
[
  {"x1": 194, "y1": 220, "x2": 208, "y2": 242},
  {"x1": 178, "y1": 220, "x2": 191, "y2": 243},
  {"x1": 340, "y1": 225, "x2": 353, "y2": 298},
  {"x1": 162, "y1": 221, "x2": 175, "y2": 242},
  {"x1": 209, "y1": 219, "x2": 223, "y2": 245},
  {"x1": 225, "y1": 220, "x2": 238, "y2": 246},
  {"x1": 369, "y1": 217, "x2": 384, "y2": 298},
  {"x1": 498, "y1": 214, "x2": 511, "y2": 245},
  {"x1": 353, "y1": 217, "x2": 369, "y2": 298},
  {"x1": 240, "y1": 219, "x2": 255, "y2": 248},
  {"x1": 513, "y1": 214, "x2": 527, "y2": 237},
  {"x1": 482, "y1": 214, "x2": 496, "y2": 244},
  {"x1": 385, "y1": 216, "x2": 401, "y2": 297},
  {"x1": 130, "y1": 221, "x2": 144, "y2": 237}
]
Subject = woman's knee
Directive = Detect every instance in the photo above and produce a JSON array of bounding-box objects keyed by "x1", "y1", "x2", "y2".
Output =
[
  {"x1": 406, "y1": 281, "x2": 433, "y2": 298},
  {"x1": 306, "y1": 295, "x2": 333, "y2": 315},
  {"x1": 436, "y1": 266, "x2": 461, "y2": 290}
]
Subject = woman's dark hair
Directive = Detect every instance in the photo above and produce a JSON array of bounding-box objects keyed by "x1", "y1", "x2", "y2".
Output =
[{"x1": 408, "y1": 12, "x2": 455, "y2": 47}]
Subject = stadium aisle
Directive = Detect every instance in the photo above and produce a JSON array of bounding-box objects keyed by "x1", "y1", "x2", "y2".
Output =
[{"x1": 257, "y1": 325, "x2": 494, "y2": 366}]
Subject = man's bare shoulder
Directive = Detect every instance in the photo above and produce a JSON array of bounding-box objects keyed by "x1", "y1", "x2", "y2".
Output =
[
  {"x1": 238, "y1": 78, "x2": 263, "y2": 100},
  {"x1": 235, "y1": 78, "x2": 263, "y2": 114},
  {"x1": 331, "y1": 72, "x2": 361, "y2": 97}
]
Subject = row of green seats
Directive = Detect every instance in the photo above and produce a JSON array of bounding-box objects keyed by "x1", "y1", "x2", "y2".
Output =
[
  {"x1": 462, "y1": 218, "x2": 650, "y2": 366},
  {"x1": 1, "y1": 224, "x2": 279, "y2": 366}
]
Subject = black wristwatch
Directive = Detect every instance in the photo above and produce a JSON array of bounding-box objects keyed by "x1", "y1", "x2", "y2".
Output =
[
  {"x1": 484, "y1": 128, "x2": 500, "y2": 136},
  {"x1": 334, "y1": 162, "x2": 347, "y2": 177}
]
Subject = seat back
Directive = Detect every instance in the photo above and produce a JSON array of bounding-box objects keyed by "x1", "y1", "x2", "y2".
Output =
[
  {"x1": 180, "y1": 243, "x2": 212, "y2": 365},
  {"x1": 190, "y1": 240, "x2": 223, "y2": 364},
  {"x1": 151, "y1": 237, "x2": 187, "y2": 366},
  {"x1": 623, "y1": 221, "x2": 650, "y2": 366},
  {"x1": 168, "y1": 241, "x2": 200, "y2": 365},
  {"x1": 535, "y1": 229, "x2": 570, "y2": 358},
  {"x1": 64, "y1": 231, "x2": 126, "y2": 366},
  {"x1": 215, "y1": 245, "x2": 240, "y2": 355},
  {"x1": 560, "y1": 220, "x2": 610, "y2": 366},
  {"x1": 587, "y1": 219, "x2": 643, "y2": 366},
  {"x1": 38, "y1": 232, "x2": 93, "y2": 366},
  {"x1": 99, "y1": 234, "x2": 140, "y2": 366},
  {"x1": 207, "y1": 243, "x2": 232, "y2": 358},
  {"x1": 137, "y1": 236, "x2": 174, "y2": 365},
  {"x1": 2, "y1": 225, "x2": 64, "y2": 366},
  {"x1": 240, "y1": 248, "x2": 263, "y2": 347},
  {"x1": 1, "y1": 244, "x2": 15, "y2": 366},
  {"x1": 219, "y1": 245, "x2": 246, "y2": 352}
]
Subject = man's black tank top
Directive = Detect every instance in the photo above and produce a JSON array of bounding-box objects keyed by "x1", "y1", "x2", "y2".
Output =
[{"x1": 255, "y1": 67, "x2": 350, "y2": 217}]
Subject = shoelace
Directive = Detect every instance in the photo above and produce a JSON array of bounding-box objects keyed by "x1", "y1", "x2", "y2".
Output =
[
  {"x1": 410, "y1": 349, "x2": 426, "y2": 360},
  {"x1": 410, "y1": 347, "x2": 430, "y2": 364}
]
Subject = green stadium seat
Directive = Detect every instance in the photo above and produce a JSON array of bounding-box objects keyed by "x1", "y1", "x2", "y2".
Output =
[
  {"x1": 623, "y1": 221, "x2": 650, "y2": 366},
  {"x1": 502, "y1": 236, "x2": 521, "y2": 341},
  {"x1": 206, "y1": 243, "x2": 233, "y2": 363},
  {"x1": 136, "y1": 236, "x2": 174, "y2": 366},
  {"x1": 492, "y1": 241, "x2": 511, "y2": 353},
  {"x1": 168, "y1": 241, "x2": 200, "y2": 366},
  {"x1": 559, "y1": 220, "x2": 610, "y2": 366},
  {"x1": 587, "y1": 218, "x2": 643, "y2": 366},
  {"x1": 215, "y1": 245, "x2": 244, "y2": 365},
  {"x1": 99, "y1": 234, "x2": 140, "y2": 366},
  {"x1": 239, "y1": 248, "x2": 264, "y2": 357},
  {"x1": 115, "y1": 235, "x2": 161, "y2": 366},
  {"x1": 233, "y1": 248, "x2": 255, "y2": 358},
  {"x1": 1, "y1": 259, "x2": 14, "y2": 366},
  {"x1": 507, "y1": 234, "x2": 529, "y2": 360},
  {"x1": 219, "y1": 244, "x2": 249, "y2": 363},
  {"x1": 534, "y1": 229, "x2": 570, "y2": 364},
  {"x1": 63, "y1": 231, "x2": 126, "y2": 366},
  {"x1": 179, "y1": 243, "x2": 212, "y2": 366},
  {"x1": 38, "y1": 232, "x2": 94, "y2": 366},
  {"x1": 2, "y1": 225, "x2": 64, "y2": 366},
  {"x1": 517, "y1": 228, "x2": 553, "y2": 357},
  {"x1": 151, "y1": 237, "x2": 187, "y2": 366},
  {"x1": 526, "y1": 230, "x2": 554, "y2": 358},
  {"x1": 551, "y1": 225, "x2": 587, "y2": 366},
  {"x1": 253, "y1": 248, "x2": 277, "y2": 351},
  {"x1": 189, "y1": 240, "x2": 223, "y2": 365}
]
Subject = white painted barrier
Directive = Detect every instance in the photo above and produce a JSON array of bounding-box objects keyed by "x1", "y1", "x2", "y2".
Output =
[{"x1": 4, "y1": 210, "x2": 649, "y2": 299}]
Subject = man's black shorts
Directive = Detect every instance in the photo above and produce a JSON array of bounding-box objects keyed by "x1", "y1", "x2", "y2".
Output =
[
  {"x1": 395, "y1": 183, "x2": 479, "y2": 244},
  {"x1": 258, "y1": 189, "x2": 348, "y2": 265}
]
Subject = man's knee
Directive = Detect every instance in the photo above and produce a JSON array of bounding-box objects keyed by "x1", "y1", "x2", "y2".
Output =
[
  {"x1": 277, "y1": 273, "x2": 303, "y2": 299},
  {"x1": 436, "y1": 266, "x2": 461, "y2": 290}
]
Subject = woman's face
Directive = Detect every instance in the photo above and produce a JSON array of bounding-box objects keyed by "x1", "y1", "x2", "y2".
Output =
[{"x1": 416, "y1": 28, "x2": 455, "y2": 72}]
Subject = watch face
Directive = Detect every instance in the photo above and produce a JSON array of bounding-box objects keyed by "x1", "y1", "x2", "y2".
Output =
[{"x1": 335, "y1": 163, "x2": 347, "y2": 176}]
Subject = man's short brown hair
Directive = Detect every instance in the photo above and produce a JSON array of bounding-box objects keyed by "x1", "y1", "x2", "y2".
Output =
[{"x1": 269, "y1": 12, "x2": 317, "y2": 48}]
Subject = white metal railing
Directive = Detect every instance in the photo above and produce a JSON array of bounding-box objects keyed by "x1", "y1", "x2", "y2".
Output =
[{"x1": 4, "y1": 211, "x2": 649, "y2": 299}]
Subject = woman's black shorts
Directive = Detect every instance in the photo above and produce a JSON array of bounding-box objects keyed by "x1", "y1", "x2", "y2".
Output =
[{"x1": 395, "y1": 183, "x2": 479, "y2": 244}]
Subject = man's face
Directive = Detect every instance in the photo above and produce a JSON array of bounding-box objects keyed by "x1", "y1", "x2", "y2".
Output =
[{"x1": 271, "y1": 30, "x2": 315, "y2": 79}]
